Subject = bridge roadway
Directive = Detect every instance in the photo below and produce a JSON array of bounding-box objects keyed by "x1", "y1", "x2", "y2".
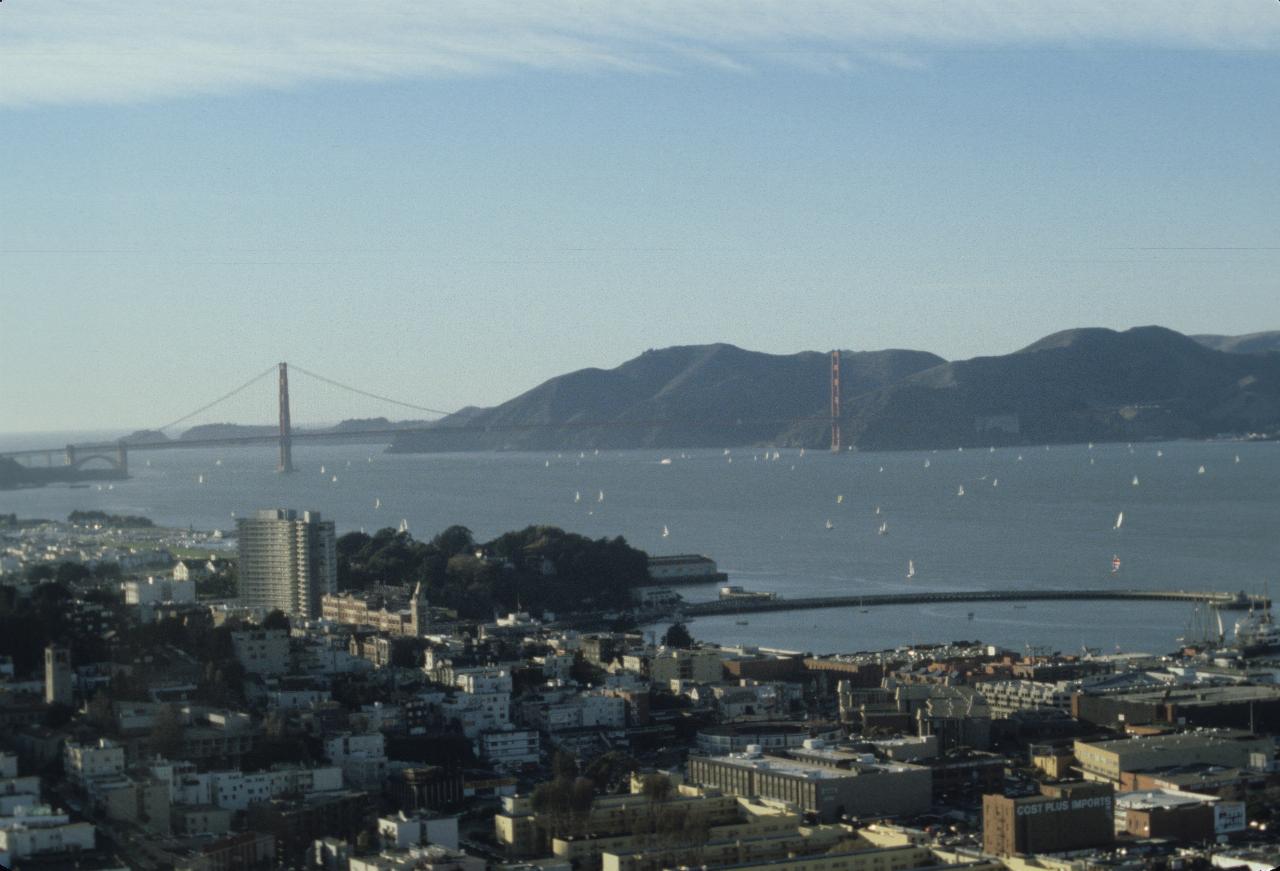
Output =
[{"x1": 682, "y1": 588, "x2": 1263, "y2": 617}]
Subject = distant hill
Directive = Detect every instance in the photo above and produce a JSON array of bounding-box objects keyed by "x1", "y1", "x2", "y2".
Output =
[
  {"x1": 389, "y1": 328, "x2": 1280, "y2": 453},
  {"x1": 179, "y1": 423, "x2": 277, "y2": 441},
  {"x1": 389, "y1": 344, "x2": 944, "y2": 452},
  {"x1": 845, "y1": 326, "x2": 1280, "y2": 450},
  {"x1": 1192, "y1": 331, "x2": 1280, "y2": 354}
]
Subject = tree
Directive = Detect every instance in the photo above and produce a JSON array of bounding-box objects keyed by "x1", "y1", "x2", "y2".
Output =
[
  {"x1": 262, "y1": 609, "x2": 291, "y2": 632},
  {"x1": 150, "y1": 704, "x2": 185, "y2": 759},
  {"x1": 662, "y1": 623, "x2": 693, "y2": 648},
  {"x1": 432, "y1": 525, "x2": 475, "y2": 558},
  {"x1": 552, "y1": 751, "x2": 579, "y2": 782},
  {"x1": 641, "y1": 772, "x2": 673, "y2": 804}
]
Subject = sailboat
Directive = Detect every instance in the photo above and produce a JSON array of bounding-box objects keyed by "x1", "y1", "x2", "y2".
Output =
[
  {"x1": 1016, "y1": 454, "x2": 1023, "y2": 462},
  {"x1": 1235, "y1": 454, "x2": 1241, "y2": 464},
  {"x1": 662, "y1": 525, "x2": 669, "y2": 538},
  {"x1": 1114, "y1": 511, "x2": 1124, "y2": 531},
  {"x1": 197, "y1": 474, "x2": 205, "y2": 485},
  {"x1": 799, "y1": 448, "x2": 806, "y2": 458},
  {"x1": 877, "y1": 521, "x2": 888, "y2": 536},
  {"x1": 331, "y1": 475, "x2": 338, "y2": 483},
  {"x1": 992, "y1": 478, "x2": 998, "y2": 487},
  {"x1": 1198, "y1": 465, "x2": 1206, "y2": 475},
  {"x1": 1111, "y1": 555, "x2": 1121, "y2": 574},
  {"x1": 597, "y1": 490, "x2": 605, "y2": 503},
  {"x1": 660, "y1": 457, "x2": 672, "y2": 465},
  {"x1": 574, "y1": 491, "x2": 581, "y2": 503},
  {"x1": 836, "y1": 494, "x2": 844, "y2": 504},
  {"x1": 906, "y1": 559, "x2": 916, "y2": 580},
  {"x1": 215, "y1": 458, "x2": 223, "y2": 466},
  {"x1": 398, "y1": 518, "x2": 410, "y2": 534},
  {"x1": 874, "y1": 505, "x2": 881, "y2": 515},
  {"x1": 956, "y1": 484, "x2": 965, "y2": 497},
  {"x1": 825, "y1": 519, "x2": 834, "y2": 531},
  {"x1": 320, "y1": 465, "x2": 325, "y2": 475},
  {"x1": 145, "y1": 459, "x2": 151, "y2": 467},
  {"x1": 923, "y1": 459, "x2": 931, "y2": 468},
  {"x1": 374, "y1": 498, "x2": 381, "y2": 510},
  {"x1": 1132, "y1": 475, "x2": 1139, "y2": 486},
  {"x1": 545, "y1": 460, "x2": 550, "y2": 468},
  {"x1": 1156, "y1": 449, "x2": 1163, "y2": 458}
]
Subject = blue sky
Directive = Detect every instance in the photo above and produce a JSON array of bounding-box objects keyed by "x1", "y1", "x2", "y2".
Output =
[{"x1": 2, "y1": 2, "x2": 1279, "y2": 433}]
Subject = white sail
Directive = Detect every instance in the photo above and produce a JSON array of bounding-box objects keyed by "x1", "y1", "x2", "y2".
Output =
[
  {"x1": 906, "y1": 559, "x2": 915, "y2": 579},
  {"x1": 956, "y1": 484, "x2": 965, "y2": 497},
  {"x1": 1198, "y1": 465, "x2": 1206, "y2": 475},
  {"x1": 825, "y1": 519, "x2": 834, "y2": 530},
  {"x1": 320, "y1": 465, "x2": 325, "y2": 474},
  {"x1": 878, "y1": 521, "x2": 888, "y2": 535},
  {"x1": 374, "y1": 498, "x2": 381, "y2": 510},
  {"x1": 1132, "y1": 475, "x2": 1139, "y2": 486},
  {"x1": 1114, "y1": 511, "x2": 1124, "y2": 530},
  {"x1": 662, "y1": 525, "x2": 669, "y2": 538},
  {"x1": 992, "y1": 478, "x2": 998, "y2": 487},
  {"x1": 923, "y1": 459, "x2": 930, "y2": 468},
  {"x1": 398, "y1": 518, "x2": 409, "y2": 534},
  {"x1": 598, "y1": 490, "x2": 605, "y2": 502},
  {"x1": 574, "y1": 491, "x2": 581, "y2": 503},
  {"x1": 836, "y1": 494, "x2": 844, "y2": 504}
]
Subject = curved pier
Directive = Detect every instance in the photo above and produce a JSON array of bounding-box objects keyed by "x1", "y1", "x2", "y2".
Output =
[{"x1": 682, "y1": 589, "x2": 1265, "y2": 618}]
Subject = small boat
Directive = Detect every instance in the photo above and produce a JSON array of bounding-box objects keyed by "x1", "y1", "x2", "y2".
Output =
[
  {"x1": 215, "y1": 458, "x2": 223, "y2": 466},
  {"x1": 1156, "y1": 449, "x2": 1163, "y2": 457},
  {"x1": 825, "y1": 519, "x2": 834, "y2": 530},
  {"x1": 967, "y1": 611, "x2": 975, "y2": 620},
  {"x1": 1088, "y1": 442, "x2": 1094, "y2": 450},
  {"x1": 374, "y1": 498, "x2": 381, "y2": 510},
  {"x1": 877, "y1": 521, "x2": 888, "y2": 536},
  {"x1": 145, "y1": 459, "x2": 151, "y2": 467},
  {"x1": 331, "y1": 475, "x2": 338, "y2": 483},
  {"x1": 1235, "y1": 454, "x2": 1241, "y2": 464},
  {"x1": 662, "y1": 525, "x2": 669, "y2": 538},
  {"x1": 367, "y1": 456, "x2": 373, "y2": 463},
  {"x1": 906, "y1": 559, "x2": 916, "y2": 580},
  {"x1": 545, "y1": 460, "x2": 550, "y2": 468},
  {"x1": 836, "y1": 494, "x2": 844, "y2": 504},
  {"x1": 878, "y1": 466, "x2": 884, "y2": 473},
  {"x1": 398, "y1": 518, "x2": 410, "y2": 534},
  {"x1": 989, "y1": 446, "x2": 995, "y2": 453},
  {"x1": 1016, "y1": 454, "x2": 1023, "y2": 461},
  {"x1": 1114, "y1": 511, "x2": 1124, "y2": 531},
  {"x1": 107, "y1": 484, "x2": 113, "y2": 490},
  {"x1": 1111, "y1": 554, "x2": 1121, "y2": 574},
  {"x1": 597, "y1": 490, "x2": 605, "y2": 503},
  {"x1": 1132, "y1": 475, "x2": 1139, "y2": 486},
  {"x1": 923, "y1": 459, "x2": 931, "y2": 468},
  {"x1": 956, "y1": 484, "x2": 965, "y2": 497},
  {"x1": 723, "y1": 449, "x2": 731, "y2": 456},
  {"x1": 579, "y1": 452, "x2": 585, "y2": 459},
  {"x1": 660, "y1": 458, "x2": 672, "y2": 465},
  {"x1": 320, "y1": 465, "x2": 325, "y2": 474},
  {"x1": 1198, "y1": 465, "x2": 1206, "y2": 475},
  {"x1": 736, "y1": 620, "x2": 749, "y2": 626},
  {"x1": 574, "y1": 491, "x2": 581, "y2": 503}
]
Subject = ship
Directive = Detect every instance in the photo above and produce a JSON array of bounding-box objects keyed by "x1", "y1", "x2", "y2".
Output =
[{"x1": 1233, "y1": 607, "x2": 1280, "y2": 657}]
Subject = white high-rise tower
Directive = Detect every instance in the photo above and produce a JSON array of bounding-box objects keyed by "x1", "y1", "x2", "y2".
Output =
[{"x1": 236, "y1": 509, "x2": 337, "y2": 620}]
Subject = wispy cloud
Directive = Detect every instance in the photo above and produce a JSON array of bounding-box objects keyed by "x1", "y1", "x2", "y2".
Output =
[{"x1": 2, "y1": 1, "x2": 1277, "y2": 107}]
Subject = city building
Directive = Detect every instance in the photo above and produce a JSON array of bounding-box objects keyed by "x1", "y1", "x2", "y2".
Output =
[
  {"x1": 645, "y1": 554, "x2": 724, "y2": 582},
  {"x1": 236, "y1": 509, "x2": 337, "y2": 619},
  {"x1": 687, "y1": 748, "x2": 932, "y2": 822},
  {"x1": 321, "y1": 583, "x2": 430, "y2": 637},
  {"x1": 1074, "y1": 730, "x2": 1273, "y2": 785},
  {"x1": 982, "y1": 781, "x2": 1115, "y2": 856},
  {"x1": 44, "y1": 644, "x2": 72, "y2": 706}
]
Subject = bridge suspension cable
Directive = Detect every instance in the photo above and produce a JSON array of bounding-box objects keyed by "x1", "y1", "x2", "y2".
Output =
[
  {"x1": 288, "y1": 364, "x2": 455, "y2": 418},
  {"x1": 153, "y1": 365, "x2": 278, "y2": 432}
]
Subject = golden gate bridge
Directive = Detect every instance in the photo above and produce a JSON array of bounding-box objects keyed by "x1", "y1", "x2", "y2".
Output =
[{"x1": 2, "y1": 355, "x2": 851, "y2": 482}]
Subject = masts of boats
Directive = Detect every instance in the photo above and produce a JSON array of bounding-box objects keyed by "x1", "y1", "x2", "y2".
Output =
[
  {"x1": 906, "y1": 559, "x2": 915, "y2": 580},
  {"x1": 877, "y1": 521, "x2": 888, "y2": 536}
]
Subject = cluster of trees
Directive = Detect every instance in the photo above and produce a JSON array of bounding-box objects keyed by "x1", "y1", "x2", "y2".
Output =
[
  {"x1": 0, "y1": 582, "x2": 116, "y2": 673},
  {"x1": 68, "y1": 510, "x2": 154, "y2": 527},
  {"x1": 22, "y1": 560, "x2": 123, "y2": 586},
  {"x1": 336, "y1": 524, "x2": 649, "y2": 618}
]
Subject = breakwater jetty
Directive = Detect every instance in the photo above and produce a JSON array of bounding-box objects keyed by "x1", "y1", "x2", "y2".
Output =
[{"x1": 681, "y1": 589, "x2": 1265, "y2": 618}]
